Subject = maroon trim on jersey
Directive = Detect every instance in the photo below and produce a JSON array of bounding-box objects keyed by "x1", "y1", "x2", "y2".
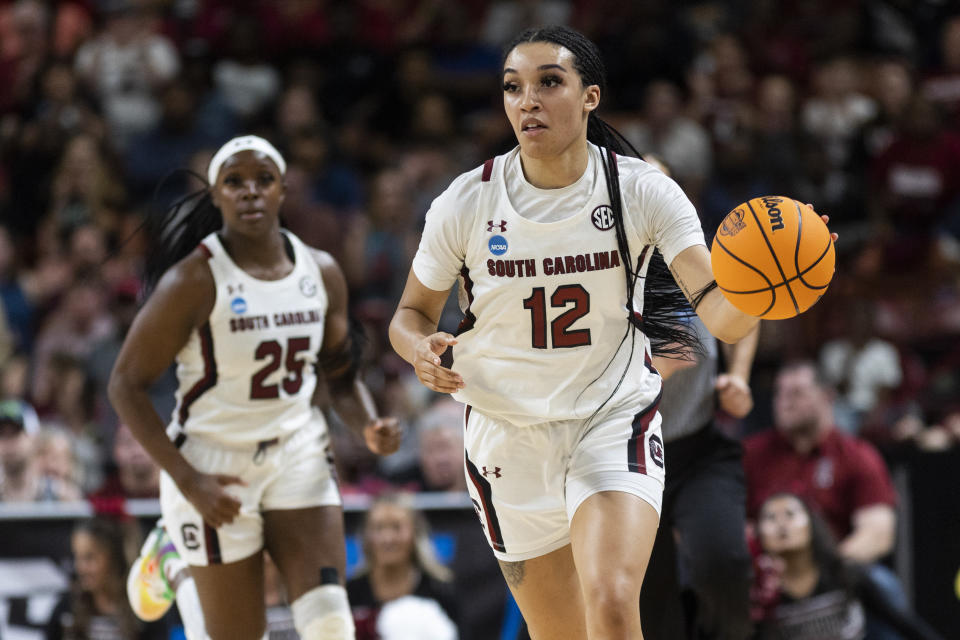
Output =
[
  {"x1": 464, "y1": 405, "x2": 472, "y2": 431},
  {"x1": 203, "y1": 523, "x2": 222, "y2": 564},
  {"x1": 481, "y1": 158, "x2": 494, "y2": 182},
  {"x1": 197, "y1": 242, "x2": 212, "y2": 259},
  {"x1": 456, "y1": 266, "x2": 477, "y2": 335},
  {"x1": 177, "y1": 323, "x2": 218, "y2": 425},
  {"x1": 465, "y1": 450, "x2": 505, "y2": 552},
  {"x1": 627, "y1": 389, "x2": 662, "y2": 474}
]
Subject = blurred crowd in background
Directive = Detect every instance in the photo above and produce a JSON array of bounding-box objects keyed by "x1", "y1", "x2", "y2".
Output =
[{"x1": 0, "y1": 0, "x2": 957, "y2": 551}]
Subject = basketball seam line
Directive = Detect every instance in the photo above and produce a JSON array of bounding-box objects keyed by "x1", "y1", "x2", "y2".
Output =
[
  {"x1": 713, "y1": 236, "x2": 777, "y2": 316},
  {"x1": 793, "y1": 200, "x2": 834, "y2": 290},
  {"x1": 745, "y1": 199, "x2": 800, "y2": 315}
]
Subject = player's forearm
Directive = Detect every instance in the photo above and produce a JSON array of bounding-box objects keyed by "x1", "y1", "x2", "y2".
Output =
[
  {"x1": 107, "y1": 377, "x2": 195, "y2": 486},
  {"x1": 721, "y1": 322, "x2": 760, "y2": 382},
  {"x1": 389, "y1": 307, "x2": 439, "y2": 365},
  {"x1": 697, "y1": 289, "x2": 760, "y2": 344},
  {"x1": 329, "y1": 378, "x2": 380, "y2": 438}
]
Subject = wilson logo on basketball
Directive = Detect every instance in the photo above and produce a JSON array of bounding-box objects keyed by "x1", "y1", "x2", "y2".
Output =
[
  {"x1": 591, "y1": 205, "x2": 615, "y2": 230},
  {"x1": 761, "y1": 196, "x2": 785, "y2": 231},
  {"x1": 719, "y1": 209, "x2": 747, "y2": 237}
]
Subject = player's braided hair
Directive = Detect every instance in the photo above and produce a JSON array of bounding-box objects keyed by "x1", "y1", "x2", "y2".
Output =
[
  {"x1": 141, "y1": 170, "x2": 222, "y2": 298},
  {"x1": 503, "y1": 26, "x2": 701, "y2": 363}
]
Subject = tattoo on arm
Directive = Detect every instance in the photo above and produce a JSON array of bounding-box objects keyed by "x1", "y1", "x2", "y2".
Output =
[
  {"x1": 498, "y1": 560, "x2": 526, "y2": 588},
  {"x1": 668, "y1": 263, "x2": 694, "y2": 303}
]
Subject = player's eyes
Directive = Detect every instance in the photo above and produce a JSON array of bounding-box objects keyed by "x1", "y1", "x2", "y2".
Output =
[
  {"x1": 502, "y1": 81, "x2": 519, "y2": 93},
  {"x1": 541, "y1": 75, "x2": 562, "y2": 87}
]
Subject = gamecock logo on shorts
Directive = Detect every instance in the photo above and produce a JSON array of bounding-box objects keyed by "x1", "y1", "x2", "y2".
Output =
[
  {"x1": 719, "y1": 209, "x2": 747, "y2": 237},
  {"x1": 648, "y1": 434, "x2": 665, "y2": 469},
  {"x1": 181, "y1": 524, "x2": 201, "y2": 550}
]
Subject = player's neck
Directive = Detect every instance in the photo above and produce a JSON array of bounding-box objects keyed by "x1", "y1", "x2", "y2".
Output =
[
  {"x1": 220, "y1": 229, "x2": 289, "y2": 272},
  {"x1": 518, "y1": 141, "x2": 589, "y2": 189}
]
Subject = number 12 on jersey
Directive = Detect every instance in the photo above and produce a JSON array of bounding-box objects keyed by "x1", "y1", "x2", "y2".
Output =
[{"x1": 522, "y1": 285, "x2": 591, "y2": 349}]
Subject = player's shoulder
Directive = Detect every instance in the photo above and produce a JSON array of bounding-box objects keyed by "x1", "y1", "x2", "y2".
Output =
[
  {"x1": 162, "y1": 245, "x2": 216, "y2": 290},
  {"x1": 614, "y1": 151, "x2": 680, "y2": 196},
  {"x1": 426, "y1": 159, "x2": 499, "y2": 222}
]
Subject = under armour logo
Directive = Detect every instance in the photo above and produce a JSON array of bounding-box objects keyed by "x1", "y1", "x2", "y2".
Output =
[
  {"x1": 482, "y1": 466, "x2": 502, "y2": 478},
  {"x1": 227, "y1": 283, "x2": 245, "y2": 295},
  {"x1": 487, "y1": 220, "x2": 507, "y2": 232}
]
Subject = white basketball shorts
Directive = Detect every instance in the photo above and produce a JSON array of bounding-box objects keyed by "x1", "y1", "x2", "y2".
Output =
[
  {"x1": 463, "y1": 394, "x2": 666, "y2": 562},
  {"x1": 160, "y1": 421, "x2": 341, "y2": 566}
]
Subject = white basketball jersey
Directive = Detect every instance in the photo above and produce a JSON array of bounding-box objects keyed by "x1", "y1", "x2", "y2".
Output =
[
  {"x1": 413, "y1": 144, "x2": 705, "y2": 426},
  {"x1": 170, "y1": 230, "x2": 329, "y2": 445}
]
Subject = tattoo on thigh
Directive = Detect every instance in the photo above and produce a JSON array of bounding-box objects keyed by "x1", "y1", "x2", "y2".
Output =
[{"x1": 498, "y1": 560, "x2": 526, "y2": 588}]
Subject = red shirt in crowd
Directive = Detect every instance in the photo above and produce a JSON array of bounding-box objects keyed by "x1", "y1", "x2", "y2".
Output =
[{"x1": 743, "y1": 427, "x2": 897, "y2": 540}]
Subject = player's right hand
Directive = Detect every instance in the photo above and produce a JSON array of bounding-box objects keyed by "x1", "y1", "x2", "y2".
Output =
[
  {"x1": 180, "y1": 471, "x2": 245, "y2": 529},
  {"x1": 413, "y1": 332, "x2": 465, "y2": 394}
]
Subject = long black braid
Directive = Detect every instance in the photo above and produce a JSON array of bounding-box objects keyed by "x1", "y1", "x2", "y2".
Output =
[
  {"x1": 141, "y1": 170, "x2": 222, "y2": 298},
  {"x1": 503, "y1": 26, "x2": 702, "y2": 360}
]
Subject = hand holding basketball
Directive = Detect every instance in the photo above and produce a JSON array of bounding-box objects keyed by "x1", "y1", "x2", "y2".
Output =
[{"x1": 711, "y1": 196, "x2": 835, "y2": 320}]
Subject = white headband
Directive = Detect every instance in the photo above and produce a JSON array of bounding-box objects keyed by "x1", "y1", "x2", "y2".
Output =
[{"x1": 207, "y1": 135, "x2": 286, "y2": 185}]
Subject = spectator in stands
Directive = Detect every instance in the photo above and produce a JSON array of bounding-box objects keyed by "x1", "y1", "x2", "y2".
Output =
[
  {"x1": 0, "y1": 398, "x2": 78, "y2": 502},
  {"x1": 621, "y1": 79, "x2": 712, "y2": 206},
  {"x1": 73, "y1": 0, "x2": 179, "y2": 148},
  {"x1": 34, "y1": 426, "x2": 82, "y2": 500},
  {"x1": 752, "y1": 75, "x2": 804, "y2": 197},
  {"x1": 37, "y1": 352, "x2": 104, "y2": 492},
  {"x1": 922, "y1": 16, "x2": 960, "y2": 128},
  {"x1": 92, "y1": 423, "x2": 160, "y2": 501},
  {"x1": 869, "y1": 95, "x2": 960, "y2": 273},
  {"x1": 753, "y1": 492, "x2": 943, "y2": 640},
  {"x1": 0, "y1": 224, "x2": 34, "y2": 353},
  {"x1": 45, "y1": 516, "x2": 168, "y2": 640},
  {"x1": 0, "y1": 0, "x2": 50, "y2": 114},
  {"x1": 348, "y1": 493, "x2": 458, "y2": 640},
  {"x1": 417, "y1": 398, "x2": 467, "y2": 493},
  {"x1": 744, "y1": 360, "x2": 897, "y2": 565},
  {"x1": 743, "y1": 360, "x2": 910, "y2": 639},
  {"x1": 31, "y1": 277, "x2": 114, "y2": 412},
  {"x1": 819, "y1": 301, "x2": 903, "y2": 434}
]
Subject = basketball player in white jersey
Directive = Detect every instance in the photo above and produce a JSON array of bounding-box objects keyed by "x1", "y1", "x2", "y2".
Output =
[
  {"x1": 109, "y1": 135, "x2": 402, "y2": 640},
  {"x1": 390, "y1": 27, "x2": 835, "y2": 640}
]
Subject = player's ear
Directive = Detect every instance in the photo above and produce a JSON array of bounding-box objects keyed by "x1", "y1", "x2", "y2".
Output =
[{"x1": 583, "y1": 84, "x2": 600, "y2": 113}]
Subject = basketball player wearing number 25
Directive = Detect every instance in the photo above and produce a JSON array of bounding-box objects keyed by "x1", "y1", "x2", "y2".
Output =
[
  {"x1": 109, "y1": 136, "x2": 401, "y2": 640},
  {"x1": 389, "y1": 26, "x2": 836, "y2": 640}
]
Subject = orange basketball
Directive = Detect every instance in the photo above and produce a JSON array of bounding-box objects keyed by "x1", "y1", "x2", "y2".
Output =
[{"x1": 710, "y1": 196, "x2": 835, "y2": 320}]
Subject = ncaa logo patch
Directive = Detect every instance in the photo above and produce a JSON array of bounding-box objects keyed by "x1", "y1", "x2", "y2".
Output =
[
  {"x1": 230, "y1": 297, "x2": 247, "y2": 314},
  {"x1": 591, "y1": 205, "x2": 615, "y2": 231},
  {"x1": 649, "y1": 434, "x2": 665, "y2": 469},
  {"x1": 299, "y1": 276, "x2": 317, "y2": 297},
  {"x1": 489, "y1": 235, "x2": 508, "y2": 256}
]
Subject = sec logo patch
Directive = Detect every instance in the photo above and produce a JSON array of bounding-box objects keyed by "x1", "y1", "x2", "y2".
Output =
[
  {"x1": 591, "y1": 205, "x2": 615, "y2": 231},
  {"x1": 489, "y1": 235, "x2": 508, "y2": 256}
]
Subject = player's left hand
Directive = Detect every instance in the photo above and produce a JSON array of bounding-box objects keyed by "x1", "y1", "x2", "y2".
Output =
[
  {"x1": 716, "y1": 373, "x2": 753, "y2": 418},
  {"x1": 806, "y1": 204, "x2": 839, "y2": 243},
  {"x1": 364, "y1": 417, "x2": 402, "y2": 456}
]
